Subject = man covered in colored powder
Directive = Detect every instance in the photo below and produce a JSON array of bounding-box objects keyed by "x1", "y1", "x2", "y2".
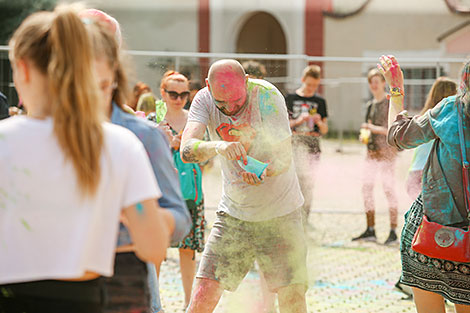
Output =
[{"x1": 180, "y1": 59, "x2": 308, "y2": 313}]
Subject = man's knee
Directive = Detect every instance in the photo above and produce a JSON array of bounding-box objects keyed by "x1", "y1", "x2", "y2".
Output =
[
  {"x1": 277, "y1": 284, "x2": 307, "y2": 313},
  {"x1": 277, "y1": 284, "x2": 306, "y2": 300}
]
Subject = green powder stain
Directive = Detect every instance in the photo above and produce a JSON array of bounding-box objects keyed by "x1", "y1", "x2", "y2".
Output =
[
  {"x1": 20, "y1": 218, "x2": 32, "y2": 232},
  {"x1": 247, "y1": 81, "x2": 255, "y2": 93},
  {"x1": 247, "y1": 80, "x2": 279, "y2": 116},
  {"x1": 193, "y1": 140, "x2": 203, "y2": 152},
  {"x1": 0, "y1": 133, "x2": 4, "y2": 140}
]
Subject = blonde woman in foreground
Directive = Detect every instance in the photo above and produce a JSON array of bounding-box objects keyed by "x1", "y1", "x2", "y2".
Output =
[{"x1": 0, "y1": 4, "x2": 170, "y2": 313}]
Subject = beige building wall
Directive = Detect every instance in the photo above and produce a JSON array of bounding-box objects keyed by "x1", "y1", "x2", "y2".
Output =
[
  {"x1": 91, "y1": 0, "x2": 199, "y2": 92},
  {"x1": 63, "y1": 0, "x2": 469, "y2": 132},
  {"x1": 323, "y1": 0, "x2": 468, "y2": 132},
  {"x1": 210, "y1": 0, "x2": 306, "y2": 91}
]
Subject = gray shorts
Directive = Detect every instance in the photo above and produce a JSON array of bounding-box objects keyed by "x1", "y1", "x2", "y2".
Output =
[{"x1": 196, "y1": 210, "x2": 308, "y2": 292}]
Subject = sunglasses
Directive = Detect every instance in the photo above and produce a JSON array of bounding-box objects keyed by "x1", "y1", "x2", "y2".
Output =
[{"x1": 165, "y1": 89, "x2": 190, "y2": 100}]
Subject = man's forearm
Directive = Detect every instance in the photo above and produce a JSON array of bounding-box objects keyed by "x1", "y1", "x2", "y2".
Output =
[{"x1": 181, "y1": 139, "x2": 219, "y2": 163}]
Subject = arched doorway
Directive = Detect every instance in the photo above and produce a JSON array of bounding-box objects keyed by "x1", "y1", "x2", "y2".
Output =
[{"x1": 236, "y1": 11, "x2": 287, "y2": 92}]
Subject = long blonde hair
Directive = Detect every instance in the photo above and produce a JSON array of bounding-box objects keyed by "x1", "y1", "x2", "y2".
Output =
[
  {"x1": 9, "y1": 4, "x2": 104, "y2": 196},
  {"x1": 420, "y1": 77, "x2": 457, "y2": 115}
]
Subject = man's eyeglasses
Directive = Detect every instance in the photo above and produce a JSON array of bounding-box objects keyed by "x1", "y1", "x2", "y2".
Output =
[{"x1": 165, "y1": 89, "x2": 190, "y2": 100}]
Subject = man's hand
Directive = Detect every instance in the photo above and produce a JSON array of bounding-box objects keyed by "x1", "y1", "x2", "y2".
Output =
[
  {"x1": 216, "y1": 141, "x2": 247, "y2": 164},
  {"x1": 295, "y1": 112, "x2": 310, "y2": 125},
  {"x1": 240, "y1": 169, "x2": 266, "y2": 186}
]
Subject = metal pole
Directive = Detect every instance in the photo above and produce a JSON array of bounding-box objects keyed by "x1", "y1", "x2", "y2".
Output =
[
  {"x1": 175, "y1": 56, "x2": 180, "y2": 72},
  {"x1": 336, "y1": 82, "x2": 344, "y2": 153}
]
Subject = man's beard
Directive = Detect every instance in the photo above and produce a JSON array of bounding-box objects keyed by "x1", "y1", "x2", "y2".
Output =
[
  {"x1": 216, "y1": 105, "x2": 237, "y2": 116},
  {"x1": 215, "y1": 100, "x2": 247, "y2": 117}
]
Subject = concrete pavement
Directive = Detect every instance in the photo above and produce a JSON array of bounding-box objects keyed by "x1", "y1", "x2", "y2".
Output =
[{"x1": 158, "y1": 139, "x2": 457, "y2": 313}]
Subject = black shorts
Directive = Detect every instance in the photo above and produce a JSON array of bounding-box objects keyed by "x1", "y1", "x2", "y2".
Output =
[
  {"x1": 103, "y1": 252, "x2": 150, "y2": 313},
  {"x1": 0, "y1": 278, "x2": 104, "y2": 313}
]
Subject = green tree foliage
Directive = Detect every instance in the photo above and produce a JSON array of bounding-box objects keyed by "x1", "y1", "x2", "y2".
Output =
[{"x1": 0, "y1": 0, "x2": 57, "y2": 45}]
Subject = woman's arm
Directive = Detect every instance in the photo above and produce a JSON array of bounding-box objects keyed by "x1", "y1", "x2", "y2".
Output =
[
  {"x1": 122, "y1": 199, "x2": 173, "y2": 265},
  {"x1": 378, "y1": 55, "x2": 437, "y2": 149}
]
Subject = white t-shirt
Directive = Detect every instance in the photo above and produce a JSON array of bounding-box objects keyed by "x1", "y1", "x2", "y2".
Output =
[
  {"x1": 188, "y1": 79, "x2": 304, "y2": 221},
  {"x1": 0, "y1": 116, "x2": 161, "y2": 284}
]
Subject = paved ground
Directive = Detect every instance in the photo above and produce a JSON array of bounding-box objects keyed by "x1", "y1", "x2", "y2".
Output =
[{"x1": 158, "y1": 139, "x2": 457, "y2": 313}]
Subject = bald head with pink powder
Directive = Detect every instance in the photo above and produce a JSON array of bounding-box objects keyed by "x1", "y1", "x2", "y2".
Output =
[{"x1": 206, "y1": 59, "x2": 248, "y2": 116}]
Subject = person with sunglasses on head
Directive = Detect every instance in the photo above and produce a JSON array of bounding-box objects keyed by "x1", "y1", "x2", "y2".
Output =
[
  {"x1": 0, "y1": 4, "x2": 171, "y2": 313},
  {"x1": 151, "y1": 70, "x2": 205, "y2": 309},
  {"x1": 80, "y1": 9, "x2": 191, "y2": 313}
]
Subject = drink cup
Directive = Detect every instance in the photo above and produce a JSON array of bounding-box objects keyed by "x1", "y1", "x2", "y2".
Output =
[{"x1": 360, "y1": 128, "x2": 371, "y2": 144}]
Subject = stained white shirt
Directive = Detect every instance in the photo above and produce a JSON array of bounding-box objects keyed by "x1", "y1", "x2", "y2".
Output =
[
  {"x1": 0, "y1": 116, "x2": 161, "y2": 284},
  {"x1": 189, "y1": 79, "x2": 304, "y2": 221}
]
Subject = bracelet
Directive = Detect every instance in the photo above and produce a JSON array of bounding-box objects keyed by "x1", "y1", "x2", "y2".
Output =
[{"x1": 390, "y1": 86, "x2": 404, "y2": 97}]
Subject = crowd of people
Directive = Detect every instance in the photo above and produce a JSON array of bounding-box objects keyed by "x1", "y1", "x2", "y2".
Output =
[{"x1": 0, "y1": 3, "x2": 470, "y2": 313}]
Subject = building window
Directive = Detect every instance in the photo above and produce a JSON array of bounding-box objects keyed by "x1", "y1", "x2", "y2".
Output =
[{"x1": 402, "y1": 67, "x2": 445, "y2": 114}]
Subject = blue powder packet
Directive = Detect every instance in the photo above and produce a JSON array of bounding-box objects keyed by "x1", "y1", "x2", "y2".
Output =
[{"x1": 237, "y1": 156, "x2": 268, "y2": 179}]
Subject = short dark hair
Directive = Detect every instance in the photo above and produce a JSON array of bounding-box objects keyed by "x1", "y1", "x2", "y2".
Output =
[
  {"x1": 189, "y1": 80, "x2": 202, "y2": 91},
  {"x1": 367, "y1": 68, "x2": 385, "y2": 83},
  {"x1": 302, "y1": 65, "x2": 321, "y2": 80},
  {"x1": 242, "y1": 60, "x2": 267, "y2": 79}
]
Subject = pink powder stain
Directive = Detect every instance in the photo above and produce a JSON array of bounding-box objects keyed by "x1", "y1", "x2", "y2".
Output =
[
  {"x1": 212, "y1": 69, "x2": 246, "y2": 102},
  {"x1": 379, "y1": 55, "x2": 403, "y2": 88}
]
